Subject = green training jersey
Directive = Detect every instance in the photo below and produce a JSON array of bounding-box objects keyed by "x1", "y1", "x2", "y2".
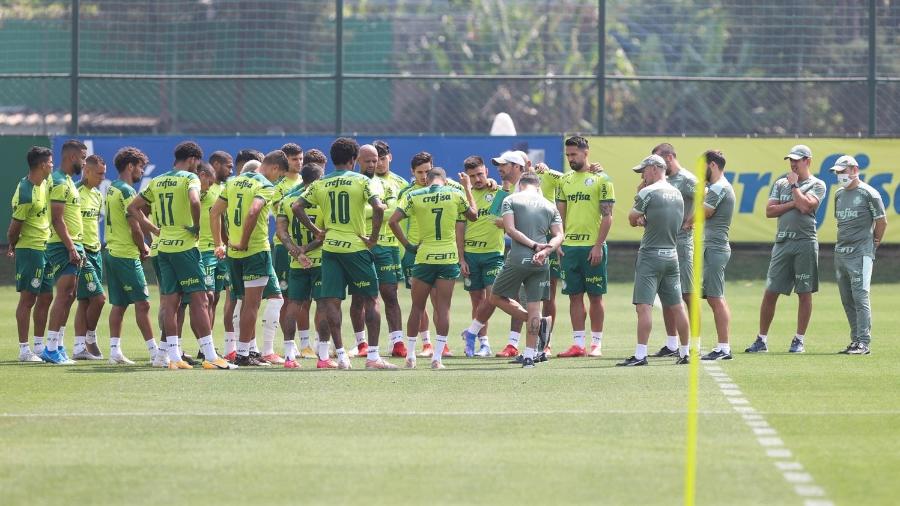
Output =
[
  {"x1": 398, "y1": 178, "x2": 463, "y2": 243},
  {"x1": 11, "y1": 176, "x2": 50, "y2": 250},
  {"x1": 501, "y1": 190, "x2": 562, "y2": 265},
  {"x1": 538, "y1": 168, "x2": 565, "y2": 203},
  {"x1": 834, "y1": 182, "x2": 885, "y2": 257},
  {"x1": 667, "y1": 168, "x2": 698, "y2": 242},
  {"x1": 376, "y1": 172, "x2": 410, "y2": 247},
  {"x1": 400, "y1": 184, "x2": 468, "y2": 265},
  {"x1": 300, "y1": 170, "x2": 378, "y2": 254},
  {"x1": 140, "y1": 170, "x2": 201, "y2": 254},
  {"x1": 199, "y1": 182, "x2": 223, "y2": 253},
  {"x1": 556, "y1": 170, "x2": 615, "y2": 247},
  {"x1": 703, "y1": 177, "x2": 736, "y2": 251},
  {"x1": 219, "y1": 171, "x2": 274, "y2": 259},
  {"x1": 632, "y1": 180, "x2": 684, "y2": 251},
  {"x1": 271, "y1": 174, "x2": 301, "y2": 246},
  {"x1": 48, "y1": 170, "x2": 83, "y2": 244},
  {"x1": 362, "y1": 176, "x2": 386, "y2": 237},
  {"x1": 105, "y1": 180, "x2": 140, "y2": 259},
  {"x1": 768, "y1": 175, "x2": 826, "y2": 243},
  {"x1": 77, "y1": 182, "x2": 103, "y2": 252},
  {"x1": 464, "y1": 187, "x2": 504, "y2": 254},
  {"x1": 278, "y1": 185, "x2": 325, "y2": 269}
]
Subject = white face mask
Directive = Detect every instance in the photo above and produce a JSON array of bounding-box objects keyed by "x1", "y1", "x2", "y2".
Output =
[{"x1": 836, "y1": 173, "x2": 853, "y2": 187}]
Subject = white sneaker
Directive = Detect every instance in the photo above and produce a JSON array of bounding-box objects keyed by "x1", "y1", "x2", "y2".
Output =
[
  {"x1": 34, "y1": 344, "x2": 45, "y2": 355},
  {"x1": 18, "y1": 349, "x2": 43, "y2": 362},
  {"x1": 151, "y1": 350, "x2": 170, "y2": 368},
  {"x1": 347, "y1": 347, "x2": 359, "y2": 358},
  {"x1": 109, "y1": 353, "x2": 135, "y2": 365},
  {"x1": 73, "y1": 347, "x2": 103, "y2": 360},
  {"x1": 337, "y1": 358, "x2": 352, "y2": 370}
]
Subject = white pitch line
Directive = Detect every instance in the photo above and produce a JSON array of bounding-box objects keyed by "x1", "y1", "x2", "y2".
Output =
[{"x1": 0, "y1": 408, "x2": 738, "y2": 418}]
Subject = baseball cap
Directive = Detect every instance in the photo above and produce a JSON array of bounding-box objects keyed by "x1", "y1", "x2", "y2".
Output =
[
  {"x1": 632, "y1": 154, "x2": 666, "y2": 173},
  {"x1": 784, "y1": 144, "x2": 812, "y2": 160},
  {"x1": 829, "y1": 155, "x2": 859, "y2": 173},
  {"x1": 491, "y1": 150, "x2": 526, "y2": 167}
]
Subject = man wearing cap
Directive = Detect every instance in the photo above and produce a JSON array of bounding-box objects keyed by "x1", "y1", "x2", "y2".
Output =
[
  {"x1": 746, "y1": 145, "x2": 826, "y2": 354},
  {"x1": 556, "y1": 135, "x2": 614, "y2": 358},
  {"x1": 619, "y1": 155, "x2": 690, "y2": 366},
  {"x1": 831, "y1": 155, "x2": 887, "y2": 355}
]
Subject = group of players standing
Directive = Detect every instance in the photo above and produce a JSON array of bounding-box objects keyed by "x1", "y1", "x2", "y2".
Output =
[{"x1": 7, "y1": 136, "x2": 885, "y2": 370}]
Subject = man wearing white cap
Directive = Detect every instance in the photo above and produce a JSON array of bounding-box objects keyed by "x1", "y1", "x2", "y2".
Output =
[
  {"x1": 746, "y1": 145, "x2": 826, "y2": 354},
  {"x1": 618, "y1": 155, "x2": 690, "y2": 366},
  {"x1": 831, "y1": 155, "x2": 887, "y2": 355}
]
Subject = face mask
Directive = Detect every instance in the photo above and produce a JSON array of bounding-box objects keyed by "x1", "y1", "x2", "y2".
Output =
[{"x1": 836, "y1": 173, "x2": 852, "y2": 187}]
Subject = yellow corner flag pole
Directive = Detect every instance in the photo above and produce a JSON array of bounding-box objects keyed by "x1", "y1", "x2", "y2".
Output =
[{"x1": 684, "y1": 153, "x2": 708, "y2": 506}]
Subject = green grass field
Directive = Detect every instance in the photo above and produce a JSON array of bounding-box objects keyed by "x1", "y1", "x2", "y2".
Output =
[{"x1": 1, "y1": 281, "x2": 898, "y2": 505}]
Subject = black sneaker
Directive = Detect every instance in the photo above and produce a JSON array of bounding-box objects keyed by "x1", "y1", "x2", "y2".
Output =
[
  {"x1": 181, "y1": 352, "x2": 200, "y2": 366},
  {"x1": 701, "y1": 349, "x2": 733, "y2": 361},
  {"x1": 234, "y1": 353, "x2": 270, "y2": 367},
  {"x1": 537, "y1": 316, "x2": 552, "y2": 352},
  {"x1": 653, "y1": 346, "x2": 678, "y2": 357},
  {"x1": 616, "y1": 355, "x2": 648, "y2": 367},
  {"x1": 675, "y1": 355, "x2": 690, "y2": 365},
  {"x1": 522, "y1": 357, "x2": 535, "y2": 368},
  {"x1": 838, "y1": 342, "x2": 857, "y2": 354},
  {"x1": 509, "y1": 354, "x2": 525, "y2": 364},
  {"x1": 788, "y1": 337, "x2": 805, "y2": 353},
  {"x1": 847, "y1": 341, "x2": 871, "y2": 355},
  {"x1": 249, "y1": 351, "x2": 270, "y2": 364},
  {"x1": 744, "y1": 336, "x2": 768, "y2": 353},
  {"x1": 536, "y1": 351, "x2": 549, "y2": 363}
]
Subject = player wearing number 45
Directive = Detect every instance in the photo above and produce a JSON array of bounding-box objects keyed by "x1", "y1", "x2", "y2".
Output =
[{"x1": 830, "y1": 155, "x2": 887, "y2": 355}]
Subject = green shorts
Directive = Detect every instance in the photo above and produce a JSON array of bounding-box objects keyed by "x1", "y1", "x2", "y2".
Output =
[
  {"x1": 76, "y1": 249, "x2": 105, "y2": 300},
  {"x1": 318, "y1": 250, "x2": 378, "y2": 300},
  {"x1": 215, "y1": 257, "x2": 230, "y2": 292},
  {"x1": 401, "y1": 250, "x2": 416, "y2": 289},
  {"x1": 227, "y1": 251, "x2": 281, "y2": 299},
  {"x1": 46, "y1": 242, "x2": 83, "y2": 281},
  {"x1": 548, "y1": 250, "x2": 562, "y2": 280},
  {"x1": 677, "y1": 237, "x2": 694, "y2": 295},
  {"x1": 288, "y1": 267, "x2": 322, "y2": 302},
  {"x1": 273, "y1": 243, "x2": 291, "y2": 292},
  {"x1": 104, "y1": 252, "x2": 150, "y2": 307},
  {"x1": 702, "y1": 247, "x2": 731, "y2": 299},
  {"x1": 632, "y1": 248, "x2": 682, "y2": 306},
  {"x1": 157, "y1": 248, "x2": 207, "y2": 295},
  {"x1": 492, "y1": 261, "x2": 550, "y2": 303},
  {"x1": 462, "y1": 252, "x2": 504, "y2": 291},
  {"x1": 372, "y1": 245, "x2": 402, "y2": 286},
  {"x1": 14, "y1": 247, "x2": 52, "y2": 294},
  {"x1": 560, "y1": 244, "x2": 608, "y2": 296},
  {"x1": 766, "y1": 240, "x2": 819, "y2": 295},
  {"x1": 200, "y1": 251, "x2": 219, "y2": 292},
  {"x1": 411, "y1": 263, "x2": 461, "y2": 286}
]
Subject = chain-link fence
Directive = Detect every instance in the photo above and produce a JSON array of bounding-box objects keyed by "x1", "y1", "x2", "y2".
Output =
[{"x1": 2, "y1": 0, "x2": 899, "y2": 136}]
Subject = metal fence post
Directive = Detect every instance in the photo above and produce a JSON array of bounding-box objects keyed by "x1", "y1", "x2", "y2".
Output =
[
  {"x1": 597, "y1": 0, "x2": 606, "y2": 135},
  {"x1": 868, "y1": 0, "x2": 876, "y2": 137},
  {"x1": 70, "y1": 0, "x2": 80, "y2": 135},
  {"x1": 335, "y1": 0, "x2": 344, "y2": 136}
]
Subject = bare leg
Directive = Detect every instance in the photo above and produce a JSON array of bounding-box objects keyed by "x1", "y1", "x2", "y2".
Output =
[
  {"x1": 796, "y1": 292, "x2": 813, "y2": 336},
  {"x1": 707, "y1": 297, "x2": 731, "y2": 345},
  {"x1": 16, "y1": 292, "x2": 38, "y2": 344},
  {"x1": 588, "y1": 294, "x2": 604, "y2": 332},
  {"x1": 758, "y1": 290, "x2": 779, "y2": 336}
]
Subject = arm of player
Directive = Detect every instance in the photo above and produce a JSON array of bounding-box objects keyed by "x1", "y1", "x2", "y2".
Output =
[
  {"x1": 589, "y1": 202, "x2": 614, "y2": 266},
  {"x1": 765, "y1": 198, "x2": 795, "y2": 218},
  {"x1": 628, "y1": 208, "x2": 645, "y2": 228},
  {"x1": 6, "y1": 219, "x2": 23, "y2": 257},
  {"x1": 125, "y1": 196, "x2": 151, "y2": 260},
  {"x1": 210, "y1": 198, "x2": 227, "y2": 259},
  {"x1": 185, "y1": 187, "x2": 201, "y2": 236},
  {"x1": 458, "y1": 172, "x2": 478, "y2": 221},
  {"x1": 791, "y1": 188, "x2": 820, "y2": 214},
  {"x1": 456, "y1": 221, "x2": 469, "y2": 276},
  {"x1": 232, "y1": 196, "x2": 265, "y2": 251},
  {"x1": 388, "y1": 208, "x2": 414, "y2": 252},
  {"x1": 502, "y1": 213, "x2": 543, "y2": 251},
  {"x1": 874, "y1": 216, "x2": 887, "y2": 250},
  {"x1": 292, "y1": 198, "x2": 322, "y2": 239},
  {"x1": 365, "y1": 196, "x2": 384, "y2": 248},
  {"x1": 275, "y1": 215, "x2": 300, "y2": 257},
  {"x1": 533, "y1": 222, "x2": 564, "y2": 265},
  {"x1": 50, "y1": 201, "x2": 80, "y2": 266}
]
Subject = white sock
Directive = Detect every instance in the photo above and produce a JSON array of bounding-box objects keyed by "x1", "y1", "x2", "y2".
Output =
[
  {"x1": 354, "y1": 331, "x2": 366, "y2": 346},
  {"x1": 166, "y1": 336, "x2": 181, "y2": 362},
  {"x1": 86, "y1": 330, "x2": 98, "y2": 344},
  {"x1": 367, "y1": 345, "x2": 379, "y2": 362},
  {"x1": 666, "y1": 335, "x2": 678, "y2": 351},
  {"x1": 158, "y1": 340, "x2": 169, "y2": 357},
  {"x1": 284, "y1": 340, "x2": 297, "y2": 361},
  {"x1": 262, "y1": 298, "x2": 283, "y2": 354},
  {"x1": 573, "y1": 330, "x2": 585, "y2": 348},
  {"x1": 635, "y1": 343, "x2": 648, "y2": 360},
  {"x1": 33, "y1": 336, "x2": 44, "y2": 353},
  {"x1": 236, "y1": 340, "x2": 250, "y2": 357},
  {"x1": 199, "y1": 335, "x2": 218, "y2": 361},
  {"x1": 336, "y1": 347, "x2": 347, "y2": 362},
  {"x1": 466, "y1": 320, "x2": 485, "y2": 335},
  {"x1": 58, "y1": 326, "x2": 66, "y2": 349},
  {"x1": 720, "y1": 343, "x2": 731, "y2": 354},
  {"x1": 507, "y1": 331, "x2": 521, "y2": 347},
  {"x1": 178, "y1": 337, "x2": 183, "y2": 352},
  {"x1": 249, "y1": 338, "x2": 258, "y2": 353},
  {"x1": 46, "y1": 331, "x2": 59, "y2": 352},
  {"x1": 224, "y1": 331, "x2": 236, "y2": 353},
  {"x1": 591, "y1": 332, "x2": 602, "y2": 347},
  {"x1": 110, "y1": 337, "x2": 121, "y2": 355},
  {"x1": 74, "y1": 335, "x2": 86, "y2": 350},
  {"x1": 758, "y1": 334, "x2": 767, "y2": 343},
  {"x1": 679, "y1": 345, "x2": 690, "y2": 358},
  {"x1": 419, "y1": 331, "x2": 431, "y2": 344},
  {"x1": 524, "y1": 346, "x2": 535, "y2": 360},
  {"x1": 20, "y1": 342, "x2": 30, "y2": 353},
  {"x1": 299, "y1": 330, "x2": 311, "y2": 349},
  {"x1": 794, "y1": 334, "x2": 804, "y2": 342},
  {"x1": 389, "y1": 331, "x2": 403, "y2": 345},
  {"x1": 433, "y1": 336, "x2": 447, "y2": 363},
  {"x1": 317, "y1": 341, "x2": 329, "y2": 360},
  {"x1": 407, "y1": 337, "x2": 417, "y2": 360},
  {"x1": 479, "y1": 334, "x2": 490, "y2": 345},
  {"x1": 145, "y1": 338, "x2": 158, "y2": 356}
]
